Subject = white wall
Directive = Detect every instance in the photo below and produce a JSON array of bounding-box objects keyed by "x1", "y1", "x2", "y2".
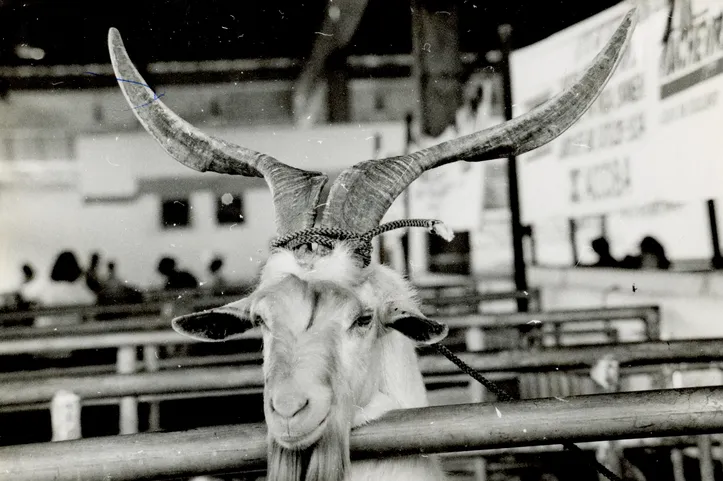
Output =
[
  {"x1": 531, "y1": 266, "x2": 723, "y2": 340},
  {"x1": 0, "y1": 186, "x2": 275, "y2": 291},
  {"x1": 0, "y1": 122, "x2": 406, "y2": 293}
]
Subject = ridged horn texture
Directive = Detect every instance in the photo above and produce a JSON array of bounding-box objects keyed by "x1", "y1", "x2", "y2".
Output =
[
  {"x1": 107, "y1": 28, "x2": 328, "y2": 237},
  {"x1": 321, "y1": 9, "x2": 637, "y2": 233}
]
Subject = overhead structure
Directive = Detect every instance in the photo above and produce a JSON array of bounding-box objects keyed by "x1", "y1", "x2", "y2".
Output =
[
  {"x1": 411, "y1": 0, "x2": 463, "y2": 137},
  {"x1": 292, "y1": 0, "x2": 369, "y2": 125}
]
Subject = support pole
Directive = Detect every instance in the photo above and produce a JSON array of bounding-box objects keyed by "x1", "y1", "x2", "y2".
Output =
[
  {"x1": 707, "y1": 199, "x2": 723, "y2": 269},
  {"x1": 499, "y1": 24, "x2": 529, "y2": 312},
  {"x1": 569, "y1": 218, "x2": 579, "y2": 266},
  {"x1": 403, "y1": 112, "x2": 414, "y2": 278}
]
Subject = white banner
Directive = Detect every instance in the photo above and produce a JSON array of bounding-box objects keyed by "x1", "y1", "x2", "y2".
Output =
[
  {"x1": 408, "y1": 74, "x2": 505, "y2": 230},
  {"x1": 512, "y1": 0, "x2": 723, "y2": 223}
]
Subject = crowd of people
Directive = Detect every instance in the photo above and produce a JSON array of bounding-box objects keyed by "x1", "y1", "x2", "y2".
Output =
[
  {"x1": 4, "y1": 250, "x2": 232, "y2": 326},
  {"x1": 587, "y1": 235, "x2": 672, "y2": 270}
]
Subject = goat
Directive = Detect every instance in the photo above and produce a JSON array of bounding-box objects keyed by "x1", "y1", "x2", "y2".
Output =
[{"x1": 107, "y1": 10, "x2": 635, "y2": 481}]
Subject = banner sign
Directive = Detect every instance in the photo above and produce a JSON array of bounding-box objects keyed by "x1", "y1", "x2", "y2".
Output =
[
  {"x1": 407, "y1": 73, "x2": 506, "y2": 230},
  {"x1": 512, "y1": 0, "x2": 723, "y2": 223}
]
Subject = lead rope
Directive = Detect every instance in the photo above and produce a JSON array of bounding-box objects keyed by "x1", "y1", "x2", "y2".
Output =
[
  {"x1": 433, "y1": 344, "x2": 623, "y2": 481},
  {"x1": 272, "y1": 220, "x2": 623, "y2": 481}
]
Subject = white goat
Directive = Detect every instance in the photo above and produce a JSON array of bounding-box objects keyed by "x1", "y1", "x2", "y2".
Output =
[{"x1": 107, "y1": 10, "x2": 634, "y2": 480}]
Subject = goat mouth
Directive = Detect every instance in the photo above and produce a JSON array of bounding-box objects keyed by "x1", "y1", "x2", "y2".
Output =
[{"x1": 274, "y1": 414, "x2": 329, "y2": 450}]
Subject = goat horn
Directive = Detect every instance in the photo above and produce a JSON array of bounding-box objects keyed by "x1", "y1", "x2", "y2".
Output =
[
  {"x1": 321, "y1": 8, "x2": 637, "y2": 233},
  {"x1": 107, "y1": 28, "x2": 328, "y2": 237}
]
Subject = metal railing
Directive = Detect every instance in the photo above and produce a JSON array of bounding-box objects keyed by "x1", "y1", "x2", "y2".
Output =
[
  {"x1": 1, "y1": 337, "x2": 718, "y2": 409},
  {"x1": 1, "y1": 387, "x2": 721, "y2": 481}
]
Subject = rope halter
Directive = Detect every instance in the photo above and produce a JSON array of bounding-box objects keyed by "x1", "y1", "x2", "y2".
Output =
[{"x1": 271, "y1": 219, "x2": 455, "y2": 267}]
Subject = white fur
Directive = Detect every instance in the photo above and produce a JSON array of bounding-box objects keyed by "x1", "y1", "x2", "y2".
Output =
[
  {"x1": 252, "y1": 245, "x2": 446, "y2": 480},
  {"x1": 348, "y1": 331, "x2": 445, "y2": 481}
]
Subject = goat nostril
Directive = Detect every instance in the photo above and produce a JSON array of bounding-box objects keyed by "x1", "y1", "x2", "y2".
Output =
[{"x1": 271, "y1": 395, "x2": 310, "y2": 419}]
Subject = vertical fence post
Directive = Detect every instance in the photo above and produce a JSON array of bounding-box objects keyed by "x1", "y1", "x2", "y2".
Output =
[
  {"x1": 471, "y1": 457, "x2": 487, "y2": 481},
  {"x1": 670, "y1": 448, "x2": 686, "y2": 481},
  {"x1": 662, "y1": 364, "x2": 687, "y2": 481},
  {"x1": 464, "y1": 326, "x2": 487, "y2": 481},
  {"x1": 645, "y1": 307, "x2": 661, "y2": 341},
  {"x1": 593, "y1": 358, "x2": 622, "y2": 481},
  {"x1": 50, "y1": 390, "x2": 81, "y2": 442},
  {"x1": 117, "y1": 345, "x2": 138, "y2": 435},
  {"x1": 143, "y1": 344, "x2": 161, "y2": 432},
  {"x1": 697, "y1": 434, "x2": 715, "y2": 481}
]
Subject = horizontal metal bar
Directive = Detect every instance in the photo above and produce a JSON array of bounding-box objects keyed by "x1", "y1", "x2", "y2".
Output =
[
  {"x1": 1, "y1": 387, "x2": 722, "y2": 481},
  {"x1": 0, "y1": 306, "x2": 657, "y2": 354},
  {"x1": 3, "y1": 339, "x2": 723, "y2": 406},
  {"x1": 0, "y1": 287, "x2": 524, "y2": 325},
  {"x1": 0, "y1": 288, "x2": 543, "y2": 327},
  {"x1": 0, "y1": 330, "x2": 192, "y2": 355}
]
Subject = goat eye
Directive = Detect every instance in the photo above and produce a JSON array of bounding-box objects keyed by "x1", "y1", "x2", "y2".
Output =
[
  {"x1": 253, "y1": 314, "x2": 266, "y2": 327},
  {"x1": 352, "y1": 314, "x2": 373, "y2": 329}
]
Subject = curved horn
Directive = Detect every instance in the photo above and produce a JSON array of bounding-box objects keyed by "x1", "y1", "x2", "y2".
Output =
[
  {"x1": 107, "y1": 28, "x2": 328, "y2": 237},
  {"x1": 321, "y1": 9, "x2": 637, "y2": 233}
]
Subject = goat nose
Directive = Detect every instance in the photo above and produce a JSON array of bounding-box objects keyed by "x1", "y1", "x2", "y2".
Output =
[{"x1": 271, "y1": 392, "x2": 309, "y2": 419}]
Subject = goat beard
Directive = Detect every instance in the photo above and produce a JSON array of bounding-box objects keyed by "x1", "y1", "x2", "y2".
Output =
[{"x1": 266, "y1": 408, "x2": 350, "y2": 481}]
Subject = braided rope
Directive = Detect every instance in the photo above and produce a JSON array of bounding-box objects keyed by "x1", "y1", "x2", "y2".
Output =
[{"x1": 271, "y1": 219, "x2": 451, "y2": 267}]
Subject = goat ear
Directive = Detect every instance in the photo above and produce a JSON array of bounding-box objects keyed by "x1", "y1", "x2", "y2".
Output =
[
  {"x1": 386, "y1": 306, "x2": 448, "y2": 345},
  {"x1": 172, "y1": 299, "x2": 253, "y2": 342}
]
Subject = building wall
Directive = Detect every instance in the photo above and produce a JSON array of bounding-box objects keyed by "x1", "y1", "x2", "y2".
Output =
[
  {"x1": 0, "y1": 122, "x2": 406, "y2": 292},
  {"x1": 0, "y1": 187, "x2": 274, "y2": 291}
]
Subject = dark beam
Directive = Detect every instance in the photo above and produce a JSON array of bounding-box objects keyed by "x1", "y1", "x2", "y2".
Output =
[
  {"x1": 411, "y1": 0, "x2": 463, "y2": 137},
  {"x1": 499, "y1": 24, "x2": 529, "y2": 311},
  {"x1": 707, "y1": 199, "x2": 723, "y2": 269}
]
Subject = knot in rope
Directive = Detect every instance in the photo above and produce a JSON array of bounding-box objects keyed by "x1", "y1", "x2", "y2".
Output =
[{"x1": 270, "y1": 219, "x2": 455, "y2": 267}]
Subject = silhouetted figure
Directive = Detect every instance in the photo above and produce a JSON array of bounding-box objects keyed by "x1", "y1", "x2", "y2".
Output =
[
  {"x1": 85, "y1": 252, "x2": 104, "y2": 294},
  {"x1": 207, "y1": 256, "x2": 227, "y2": 295},
  {"x1": 621, "y1": 236, "x2": 671, "y2": 270},
  {"x1": 17, "y1": 263, "x2": 39, "y2": 308},
  {"x1": 96, "y1": 261, "x2": 144, "y2": 316},
  {"x1": 34, "y1": 251, "x2": 95, "y2": 328},
  {"x1": 157, "y1": 256, "x2": 199, "y2": 290},
  {"x1": 640, "y1": 236, "x2": 671, "y2": 270},
  {"x1": 590, "y1": 237, "x2": 620, "y2": 268}
]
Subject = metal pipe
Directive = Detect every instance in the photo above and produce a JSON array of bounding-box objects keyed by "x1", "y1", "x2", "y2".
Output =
[
  {"x1": 4, "y1": 339, "x2": 723, "y2": 406},
  {"x1": 1, "y1": 387, "x2": 722, "y2": 481},
  {"x1": 0, "y1": 290, "x2": 541, "y2": 337},
  {"x1": 0, "y1": 330, "x2": 191, "y2": 355},
  {"x1": 0, "y1": 305, "x2": 656, "y2": 355},
  {"x1": 0, "y1": 367, "x2": 264, "y2": 406}
]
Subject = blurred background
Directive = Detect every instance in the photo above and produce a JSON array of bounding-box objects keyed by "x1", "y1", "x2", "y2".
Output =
[
  {"x1": 2, "y1": 0, "x2": 723, "y2": 479},
  {"x1": 0, "y1": 0, "x2": 661, "y2": 295}
]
